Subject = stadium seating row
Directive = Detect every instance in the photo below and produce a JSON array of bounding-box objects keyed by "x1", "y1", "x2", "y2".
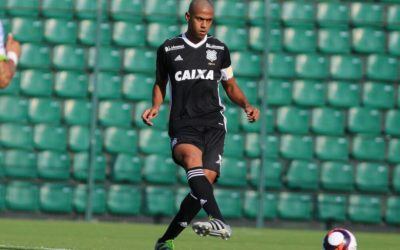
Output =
[{"x1": 1, "y1": 181, "x2": 399, "y2": 225}]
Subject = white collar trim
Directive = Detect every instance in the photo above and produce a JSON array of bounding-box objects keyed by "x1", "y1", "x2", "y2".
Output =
[{"x1": 182, "y1": 33, "x2": 207, "y2": 48}]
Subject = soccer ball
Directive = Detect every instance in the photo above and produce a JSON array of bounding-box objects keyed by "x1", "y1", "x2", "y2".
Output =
[{"x1": 322, "y1": 228, "x2": 357, "y2": 250}]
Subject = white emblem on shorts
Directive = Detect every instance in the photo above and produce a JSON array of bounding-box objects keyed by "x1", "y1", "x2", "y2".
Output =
[
  {"x1": 216, "y1": 154, "x2": 222, "y2": 166},
  {"x1": 206, "y1": 49, "x2": 217, "y2": 62},
  {"x1": 171, "y1": 138, "x2": 178, "y2": 147}
]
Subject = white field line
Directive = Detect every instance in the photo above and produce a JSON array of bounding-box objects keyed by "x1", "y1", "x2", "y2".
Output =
[{"x1": 0, "y1": 245, "x2": 76, "y2": 250}]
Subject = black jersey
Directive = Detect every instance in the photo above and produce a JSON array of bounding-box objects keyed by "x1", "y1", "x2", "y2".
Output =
[{"x1": 156, "y1": 33, "x2": 234, "y2": 134}]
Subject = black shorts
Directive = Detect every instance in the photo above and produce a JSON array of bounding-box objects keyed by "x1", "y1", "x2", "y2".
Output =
[{"x1": 169, "y1": 125, "x2": 226, "y2": 175}]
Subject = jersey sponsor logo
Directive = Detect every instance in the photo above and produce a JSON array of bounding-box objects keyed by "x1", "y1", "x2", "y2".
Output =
[
  {"x1": 206, "y1": 49, "x2": 217, "y2": 63},
  {"x1": 206, "y1": 43, "x2": 224, "y2": 50},
  {"x1": 165, "y1": 45, "x2": 185, "y2": 52},
  {"x1": 175, "y1": 69, "x2": 214, "y2": 81},
  {"x1": 174, "y1": 55, "x2": 183, "y2": 61}
]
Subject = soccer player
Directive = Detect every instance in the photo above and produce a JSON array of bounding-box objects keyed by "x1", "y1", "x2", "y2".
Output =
[
  {"x1": 0, "y1": 32, "x2": 21, "y2": 89},
  {"x1": 142, "y1": 1, "x2": 260, "y2": 249}
]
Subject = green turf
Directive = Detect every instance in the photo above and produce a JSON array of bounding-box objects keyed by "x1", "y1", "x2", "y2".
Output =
[{"x1": 0, "y1": 218, "x2": 398, "y2": 250}]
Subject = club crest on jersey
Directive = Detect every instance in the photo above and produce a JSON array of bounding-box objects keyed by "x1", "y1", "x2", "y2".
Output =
[
  {"x1": 206, "y1": 49, "x2": 217, "y2": 65},
  {"x1": 175, "y1": 69, "x2": 214, "y2": 81}
]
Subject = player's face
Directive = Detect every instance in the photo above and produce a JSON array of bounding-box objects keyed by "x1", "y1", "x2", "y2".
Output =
[{"x1": 186, "y1": 6, "x2": 214, "y2": 41}]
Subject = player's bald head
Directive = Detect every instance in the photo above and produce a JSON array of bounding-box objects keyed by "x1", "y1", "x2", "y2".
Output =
[{"x1": 188, "y1": 0, "x2": 214, "y2": 15}]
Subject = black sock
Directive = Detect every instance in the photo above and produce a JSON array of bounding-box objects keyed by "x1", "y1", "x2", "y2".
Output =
[
  {"x1": 158, "y1": 192, "x2": 202, "y2": 242},
  {"x1": 186, "y1": 167, "x2": 224, "y2": 222}
]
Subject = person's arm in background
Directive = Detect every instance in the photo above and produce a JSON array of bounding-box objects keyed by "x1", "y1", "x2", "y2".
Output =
[{"x1": 0, "y1": 34, "x2": 21, "y2": 89}]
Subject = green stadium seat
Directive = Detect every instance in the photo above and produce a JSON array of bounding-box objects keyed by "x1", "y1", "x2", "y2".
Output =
[
  {"x1": 0, "y1": 123, "x2": 33, "y2": 150},
  {"x1": 74, "y1": 0, "x2": 107, "y2": 20},
  {"x1": 388, "y1": 138, "x2": 400, "y2": 164},
  {"x1": 317, "y1": 194, "x2": 347, "y2": 222},
  {"x1": 7, "y1": 0, "x2": 39, "y2": 17},
  {"x1": 20, "y1": 70, "x2": 53, "y2": 97},
  {"x1": 292, "y1": 80, "x2": 326, "y2": 107},
  {"x1": 280, "y1": 135, "x2": 314, "y2": 160},
  {"x1": 388, "y1": 31, "x2": 400, "y2": 56},
  {"x1": 37, "y1": 151, "x2": 70, "y2": 180},
  {"x1": 387, "y1": 5, "x2": 400, "y2": 30},
  {"x1": 63, "y1": 99, "x2": 91, "y2": 125},
  {"x1": 143, "y1": 155, "x2": 176, "y2": 185},
  {"x1": 231, "y1": 78, "x2": 259, "y2": 104},
  {"x1": 327, "y1": 81, "x2": 360, "y2": 108},
  {"x1": 73, "y1": 184, "x2": 106, "y2": 214},
  {"x1": 78, "y1": 20, "x2": 112, "y2": 46},
  {"x1": 356, "y1": 162, "x2": 389, "y2": 193},
  {"x1": 350, "y1": 2, "x2": 383, "y2": 27},
  {"x1": 248, "y1": 0, "x2": 280, "y2": 25},
  {"x1": 276, "y1": 106, "x2": 309, "y2": 134},
  {"x1": 20, "y1": 43, "x2": 51, "y2": 69},
  {"x1": 122, "y1": 74, "x2": 154, "y2": 101},
  {"x1": 281, "y1": 1, "x2": 315, "y2": 27},
  {"x1": 138, "y1": 128, "x2": 170, "y2": 156},
  {"x1": 243, "y1": 191, "x2": 278, "y2": 220},
  {"x1": 266, "y1": 79, "x2": 292, "y2": 106},
  {"x1": 52, "y1": 45, "x2": 86, "y2": 71},
  {"x1": 245, "y1": 134, "x2": 279, "y2": 159},
  {"x1": 248, "y1": 159, "x2": 283, "y2": 189},
  {"x1": 316, "y1": 2, "x2": 349, "y2": 28},
  {"x1": 366, "y1": 54, "x2": 399, "y2": 81},
  {"x1": 249, "y1": 25, "x2": 282, "y2": 52},
  {"x1": 214, "y1": 0, "x2": 246, "y2": 25},
  {"x1": 362, "y1": 82, "x2": 395, "y2": 109},
  {"x1": 89, "y1": 72, "x2": 121, "y2": 99},
  {"x1": 318, "y1": 28, "x2": 351, "y2": 54},
  {"x1": 320, "y1": 161, "x2": 354, "y2": 192},
  {"x1": 385, "y1": 196, "x2": 400, "y2": 225},
  {"x1": 133, "y1": 101, "x2": 168, "y2": 130},
  {"x1": 315, "y1": 136, "x2": 349, "y2": 161},
  {"x1": 33, "y1": 124, "x2": 67, "y2": 151},
  {"x1": 40, "y1": 183, "x2": 73, "y2": 213},
  {"x1": 144, "y1": 186, "x2": 175, "y2": 216},
  {"x1": 215, "y1": 25, "x2": 247, "y2": 51},
  {"x1": 0, "y1": 71, "x2": 20, "y2": 96},
  {"x1": 214, "y1": 189, "x2": 242, "y2": 219},
  {"x1": 104, "y1": 127, "x2": 137, "y2": 154},
  {"x1": 286, "y1": 160, "x2": 319, "y2": 190},
  {"x1": 278, "y1": 192, "x2": 312, "y2": 220},
  {"x1": 68, "y1": 126, "x2": 102, "y2": 152},
  {"x1": 223, "y1": 106, "x2": 239, "y2": 132},
  {"x1": 111, "y1": 154, "x2": 142, "y2": 183},
  {"x1": 352, "y1": 28, "x2": 385, "y2": 54},
  {"x1": 330, "y1": 55, "x2": 363, "y2": 80},
  {"x1": 296, "y1": 54, "x2": 329, "y2": 80},
  {"x1": 28, "y1": 98, "x2": 61, "y2": 124},
  {"x1": 217, "y1": 157, "x2": 247, "y2": 187},
  {"x1": 224, "y1": 133, "x2": 244, "y2": 158},
  {"x1": 177, "y1": 0, "x2": 191, "y2": 22},
  {"x1": 41, "y1": 0, "x2": 74, "y2": 19},
  {"x1": 11, "y1": 17, "x2": 43, "y2": 43},
  {"x1": 147, "y1": 23, "x2": 180, "y2": 48},
  {"x1": 393, "y1": 165, "x2": 400, "y2": 193},
  {"x1": 44, "y1": 18, "x2": 77, "y2": 44},
  {"x1": 284, "y1": 27, "x2": 316, "y2": 53},
  {"x1": 311, "y1": 107, "x2": 345, "y2": 136},
  {"x1": 98, "y1": 100, "x2": 131, "y2": 128},
  {"x1": 231, "y1": 51, "x2": 261, "y2": 77},
  {"x1": 107, "y1": 185, "x2": 141, "y2": 215},
  {"x1": 88, "y1": 47, "x2": 121, "y2": 72},
  {"x1": 123, "y1": 48, "x2": 156, "y2": 73},
  {"x1": 0, "y1": 95, "x2": 27, "y2": 122},
  {"x1": 110, "y1": 0, "x2": 143, "y2": 22},
  {"x1": 347, "y1": 107, "x2": 381, "y2": 134},
  {"x1": 348, "y1": 195, "x2": 382, "y2": 224},
  {"x1": 352, "y1": 135, "x2": 386, "y2": 161},
  {"x1": 144, "y1": 0, "x2": 177, "y2": 23},
  {"x1": 6, "y1": 181, "x2": 39, "y2": 211},
  {"x1": 113, "y1": 22, "x2": 145, "y2": 47},
  {"x1": 3, "y1": 149, "x2": 36, "y2": 178},
  {"x1": 54, "y1": 71, "x2": 88, "y2": 98},
  {"x1": 240, "y1": 109, "x2": 274, "y2": 133},
  {"x1": 268, "y1": 54, "x2": 295, "y2": 78},
  {"x1": 72, "y1": 152, "x2": 106, "y2": 182}
]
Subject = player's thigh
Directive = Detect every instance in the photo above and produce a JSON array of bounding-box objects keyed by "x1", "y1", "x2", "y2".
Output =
[{"x1": 173, "y1": 143, "x2": 203, "y2": 169}]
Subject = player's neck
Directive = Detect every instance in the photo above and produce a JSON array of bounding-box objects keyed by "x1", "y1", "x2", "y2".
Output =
[{"x1": 184, "y1": 31, "x2": 204, "y2": 44}]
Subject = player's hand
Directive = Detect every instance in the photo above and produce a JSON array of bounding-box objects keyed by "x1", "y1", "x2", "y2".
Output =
[
  {"x1": 6, "y1": 33, "x2": 21, "y2": 58},
  {"x1": 244, "y1": 105, "x2": 260, "y2": 123},
  {"x1": 142, "y1": 107, "x2": 159, "y2": 126}
]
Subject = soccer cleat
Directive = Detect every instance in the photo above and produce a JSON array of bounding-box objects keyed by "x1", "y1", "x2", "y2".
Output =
[
  {"x1": 154, "y1": 239, "x2": 175, "y2": 250},
  {"x1": 192, "y1": 218, "x2": 232, "y2": 240}
]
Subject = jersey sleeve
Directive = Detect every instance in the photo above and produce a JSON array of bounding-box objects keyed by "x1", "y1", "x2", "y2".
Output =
[
  {"x1": 220, "y1": 44, "x2": 234, "y2": 81},
  {"x1": 155, "y1": 44, "x2": 169, "y2": 81}
]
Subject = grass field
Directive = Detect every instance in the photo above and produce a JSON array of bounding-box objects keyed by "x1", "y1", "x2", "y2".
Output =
[{"x1": 0, "y1": 218, "x2": 399, "y2": 250}]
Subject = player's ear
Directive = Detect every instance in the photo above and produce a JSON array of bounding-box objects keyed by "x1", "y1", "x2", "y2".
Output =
[{"x1": 185, "y1": 12, "x2": 190, "y2": 22}]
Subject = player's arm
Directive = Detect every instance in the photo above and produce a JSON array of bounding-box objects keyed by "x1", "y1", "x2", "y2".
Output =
[
  {"x1": 0, "y1": 34, "x2": 20, "y2": 89},
  {"x1": 142, "y1": 78, "x2": 168, "y2": 126},
  {"x1": 221, "y1": 77, "x2": 260, "y2": 123}
]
